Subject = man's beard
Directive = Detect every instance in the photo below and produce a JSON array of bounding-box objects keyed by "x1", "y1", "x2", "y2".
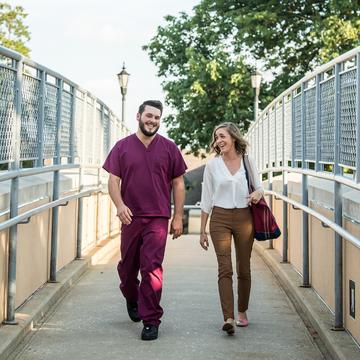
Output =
[{"x1": 139, "y1": 120, "x2": 159, "y2": 137}]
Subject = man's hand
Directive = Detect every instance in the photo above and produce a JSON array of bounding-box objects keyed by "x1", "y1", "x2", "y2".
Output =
[
  {"x1": 116, "y1": 203, "x2": 133, "y2": 225},
  {"x1": 170, "y1": 214, "x2": 183, "y2": 239}
]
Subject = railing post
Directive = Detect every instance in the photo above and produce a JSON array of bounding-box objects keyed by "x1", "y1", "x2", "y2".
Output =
[
  {"x1": 261, "y1": 115, "x2": 264, "y2": 170},
  {"x1": 333, "y1": 62, "x2": 344, "y2": 330},
  {"x1": 282, "y1": 170, "x2": 288, "y2": 262},
  {"x1": 36, "y1": 70, "x2": 45, "y2": 167},
  {"x1": 282, "y1": 96, "x2": 288, "y2": 262},
  {"x1": 256, "y1": 122, "x2": 259, "y2": 170},
  {"x1": 76, "y1": 92, "x2": 87, "y2": 259},
  {"x1": 301, "y1": 83, "x2": 310, "y2": 287},
  {"x1": 357, "y1": 54, "x2": 360, "y2": 184},
  {"x1": 49, "y1": 78, "x2": 63, "y2": 282},
  {"x1": 76, "y1": 194, "x2": 84, "y2": 259},
  {"x1": 301, "y1": 173, "x2": 310, "y2": 287},
  {"x1": 274, "y1": 103, "x2": 277, "y2": 167},
  {"x1": 71, "y1": 87, "x2": 83, "y2": 260},
  {"x1": 3, "y1": 58, "x2": 23, "y2": 325},
  {"x1": 291, "y1": 90, "x2": 295, "y2": 168},
  {"x1": 315, "y1": 73, "x2": 321, "y2": 172},
  {"x1": 69, "y1": 85, "x2": 76, "y2": 164},
  {"x1": 334, "y1": 181, "x2": 344, "y2": 330},
  {"x1": 267, "y1": 111, "x2": 273, "y2": 249}
]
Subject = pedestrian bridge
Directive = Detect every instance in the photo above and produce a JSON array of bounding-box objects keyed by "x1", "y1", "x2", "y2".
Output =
[{"x1": 0, "y1": 45, "x2": 360, "y2": 359}]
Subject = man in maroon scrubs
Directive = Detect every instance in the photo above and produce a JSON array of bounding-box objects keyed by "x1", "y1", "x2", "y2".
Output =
[{"x1": 103, "y1": 100, "x2": 187, "y2": 341}]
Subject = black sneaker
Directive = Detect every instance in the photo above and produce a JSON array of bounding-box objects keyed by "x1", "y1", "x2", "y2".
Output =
[
  {"x1": 126, "y1": 301, "x2": 141, "y2": 322},
  {"x1": 141, "y1": 324, "x2": 159, "y2": 341}
]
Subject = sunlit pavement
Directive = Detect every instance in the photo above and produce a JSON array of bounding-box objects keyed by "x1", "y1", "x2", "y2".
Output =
[{"x1": 13, "y1": 235, "x2": 324, "y2": 360}]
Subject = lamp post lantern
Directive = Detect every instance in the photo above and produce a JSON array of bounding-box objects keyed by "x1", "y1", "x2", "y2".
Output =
[
  {"x1": 251, "y1": 69, "x2": 262, "y2": 122},
  {"x1": 117, "y1": 63, "x2": 130, "y2": 124}
]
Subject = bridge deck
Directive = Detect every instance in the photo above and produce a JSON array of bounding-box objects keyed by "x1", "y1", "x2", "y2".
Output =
[{"x1": 13, "y1": 235, "x2": 324, "y2": 360}]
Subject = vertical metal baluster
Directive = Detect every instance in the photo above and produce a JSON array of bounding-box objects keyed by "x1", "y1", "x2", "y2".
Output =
[
  {"x1": 49, "y1": 78, "x2": 63, "y2": 282},
  {"x1": 76, "y1": 91, "x2": 87, "y2": 259},
  {"x1": 70, "y1": 87, "x2": 82, "y2": 260},
  {"x1": 291, "y1": 91, "x2": 295, "y2": 168},
  {"x1": 357, "y1": 54, "x2": 360, "y2": 184},
  {"x1": 268, "y1": 111, "x2": 273, "y2": 249},
  {"x1": 333, "y1": 62, "x2": 344, "y2": 330},
  {"x1": 69, "y1": 85, "x2": 76, "y2": 164},
  {"x1": 3, "y1": 58, "x2": 23, "y2": 325},
  {"x1": 282, "y1": 96, "x2": 288, "y2": 262},
  {"x1": 301, "y1": 83, "x2": 310, "y2": 288},
  {"x1": 93, "y1": 101, "x2": 99, "y2": 245},
  {"x1": 37, "y1": 70, "x2": 45, "y2": 167},
  {"x1": 315, "y1": 74, "x2": 321, "y2": 172}
]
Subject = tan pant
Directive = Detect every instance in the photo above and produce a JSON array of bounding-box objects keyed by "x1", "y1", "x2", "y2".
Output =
[{"x1": 210, "y1": 206, "x2": 254, "y2": 320}]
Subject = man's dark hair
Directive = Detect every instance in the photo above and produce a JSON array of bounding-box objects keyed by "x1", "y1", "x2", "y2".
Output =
[{"x1": 138, "y1": 100, "x2": 163, "y2": 116}]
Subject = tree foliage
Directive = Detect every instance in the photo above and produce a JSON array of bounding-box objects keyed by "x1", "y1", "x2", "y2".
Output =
[
  {"x1": 145, "y1": 0, "x2": 360, "y2": 153},
  {"x1": 0, "y1": 2, "x2": 30, "y2": 56}
]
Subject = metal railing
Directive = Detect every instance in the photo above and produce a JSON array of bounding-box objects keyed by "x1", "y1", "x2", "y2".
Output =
[
  {"x1": 245, "y1": 46, "x2": 360, "y2": 330},
  {"x1": 0, "y1": 45, "x2": 127, "y2": 325}
]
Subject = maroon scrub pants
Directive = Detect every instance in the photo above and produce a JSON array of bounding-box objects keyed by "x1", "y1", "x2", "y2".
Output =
[{"x1": 117, "y1": 217, "x2": 168, "y2": 326}]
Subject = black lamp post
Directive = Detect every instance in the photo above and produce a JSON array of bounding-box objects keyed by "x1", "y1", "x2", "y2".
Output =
[
  {"x1": 251, "y1": 69, "x2": 262, "y2": 122},
  {"x1": 117, "y1": 63, "x2": 130, "y2": 123}
]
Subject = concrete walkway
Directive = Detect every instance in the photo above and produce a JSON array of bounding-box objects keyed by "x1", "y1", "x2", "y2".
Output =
[{"x1": 13, "y1": 235, "x2": 324, "y2": 360}]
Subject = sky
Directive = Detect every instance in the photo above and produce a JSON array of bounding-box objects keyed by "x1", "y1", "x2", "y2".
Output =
[{"x1": 11, "y1": 0, "x2": 200, "y2": 135}]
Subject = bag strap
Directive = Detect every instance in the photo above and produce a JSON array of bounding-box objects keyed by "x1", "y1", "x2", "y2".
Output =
[{"x1": 242, "y1": 154, "x2": 253, "y2": 192}]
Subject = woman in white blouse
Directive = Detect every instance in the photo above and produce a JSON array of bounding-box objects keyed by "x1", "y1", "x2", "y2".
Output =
[{"x1": 200, "y1": 122, "x2": 263, "y2": 335}]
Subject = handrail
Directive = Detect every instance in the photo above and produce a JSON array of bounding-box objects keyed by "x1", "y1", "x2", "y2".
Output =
[
  {"x1": 0, "y1": 187, "x2": 101, "y2": 232},
  {"x1": 0, "y1": 164, "x2": 80, "y2": 182},
  {"x1": 265, "y1": 190, "x2": 360, "y2": 250},
  {"x1": 181, "y1": 195, "x2": 360, "y2": 250},
  {"x1": 259, "y1": 166, "x2": 360, "y2": 191}
]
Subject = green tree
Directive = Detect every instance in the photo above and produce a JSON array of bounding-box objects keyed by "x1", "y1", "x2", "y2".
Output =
[
  {"x1": 144, "y1": 10, "x2": 272, "y2": 154},
  {"x1": 0, "y1": 2, "x2": 30, "y2": 56},
  {"x1": 145, "y1": 0, "x2": 360, "y2": 153},
  {"x1": 204, "y1": 0, "x2": 360, "y2": 94}
]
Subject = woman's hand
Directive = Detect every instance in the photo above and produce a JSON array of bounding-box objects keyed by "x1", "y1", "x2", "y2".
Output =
[
  {"x1": 247, "y1": 189, "x2": 263, "y2": 205},
  {"x1": 200, "y1": 232, "x2": 209, "y2": 251}
]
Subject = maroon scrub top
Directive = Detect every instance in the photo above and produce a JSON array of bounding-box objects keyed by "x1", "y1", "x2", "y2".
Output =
[{"x1": 103, "y1": 133, "x2": 187, "y2": 218}]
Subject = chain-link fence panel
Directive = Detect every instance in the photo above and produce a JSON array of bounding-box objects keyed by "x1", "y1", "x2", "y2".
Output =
[
  {"x1": 339, "y1": 68, "x2": 356, "y2": 168},
  {"x1": 20, "y1": 74, "x2": 40, "y2": 161},
  {"x1": 60, "y1": 90, "x2": 72, "y2": 158},
  {"x1": 304, "y1": 86, "x2": 316, "y2": 162},
  {"x1": 74, "y1": 92, "x2": 84, "y2": 161},
  {"x1": 276, "y1": 101, "x2": 283, "y2": 165},
  {"x1": 94, "y1": 105, "x2": 102, "y2": 165},
  {"x1": 263, "y1": 114, "x2": 269, "y2": 167},
  {"x1": 320, "y1": 77, "x2": 335, "y2": 163},
  {"x1": 293, "y1": 92, "x2": 302, "y2": 161},
  {"x1": 102, "y1": 110, "x2": 110, "y2": 161},
  {"x1": 284, "y1": 95, "x2": 292, "y2": 164},
  {"x1": 85, "y1": 98, "x2": 94, "y2": 164},
  {"x1": 258, "y1": 118, "x2": 263, "y2": 169},
  {"x1": 269, "y1": 109, "x2": 275, "y2": 165},
  {"x1": 43, "y1": 83, "x2": 58, "y2": 159},
  {"x1": 0, "y1": 66, "x2": 16, "y2": 163}
]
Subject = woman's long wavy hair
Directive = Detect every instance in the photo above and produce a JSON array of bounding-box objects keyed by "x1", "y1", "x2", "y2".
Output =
[{"x1": 210, "y1": 122, "x2": 248, "y2": 156}]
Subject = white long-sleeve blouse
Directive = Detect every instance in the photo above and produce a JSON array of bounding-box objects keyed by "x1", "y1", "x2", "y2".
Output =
[{"x1": 200, "y1": 155, "x2": 263, "y2": 214}]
